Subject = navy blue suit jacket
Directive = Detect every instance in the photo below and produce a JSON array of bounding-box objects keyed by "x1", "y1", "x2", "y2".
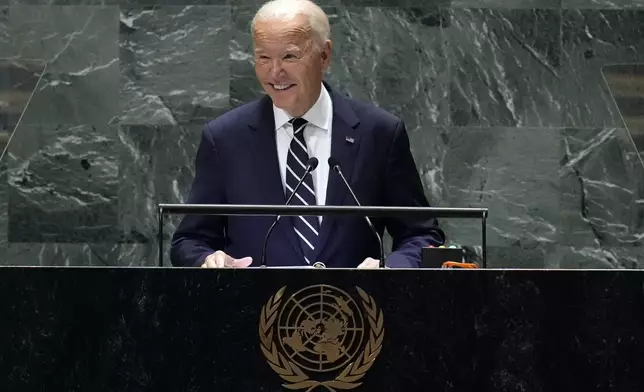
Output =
[{"x1": 170, "y1": 83, "x2": 445, "y2": 268}]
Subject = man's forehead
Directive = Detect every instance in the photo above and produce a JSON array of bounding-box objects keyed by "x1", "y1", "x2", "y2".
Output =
[
  {"x1": 253, "y1": 18, "x2": 312, "y2": 39},
  {"x1": 254, "y1": 29, "x2": 310, "y2": 41},
  {"x1": 253, "y1": 32, "x2": 313, "y2": 52},
  {"x1": 254, "y1": 42, "x2": 305, "y2": 52}
]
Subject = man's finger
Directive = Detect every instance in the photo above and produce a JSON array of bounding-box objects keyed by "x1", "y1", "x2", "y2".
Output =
[
  {"x1": 213, "y1": 251, "x2": 228, "y2": 268},
  {"x1": 202, "y1": 255, "x2": 218, "y2": 268},
  {"x1": 201, "y1": 251, "x2": 227, "y2": 268},
  {"x1": 201, "y1": 252, "x2": 252, "y2": 268},
  {"x1": 357, "y1": 257, "x2": 379, "y2": 269},
  {"x1": 232, "y1": 257, "x2": 253, "y2": 268}
]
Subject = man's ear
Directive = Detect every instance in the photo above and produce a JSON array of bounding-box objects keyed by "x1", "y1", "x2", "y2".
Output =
[
  {"x1": 324, "y1": 40, "x2": 332, "y2": 58},
  {"x1": 321, "y1": 40, "x2": 332, "y2": 68}
]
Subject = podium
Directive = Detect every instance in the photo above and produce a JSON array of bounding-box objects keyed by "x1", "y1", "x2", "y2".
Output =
[{"x1": 1, "y1": 266, "x2": 644, "y2": 391}]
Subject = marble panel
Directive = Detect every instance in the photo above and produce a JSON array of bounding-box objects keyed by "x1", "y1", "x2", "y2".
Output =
[
  {"x1": 5, "y1": 124, "x2": 119, "y2": 243},
  {"x1": 562, "y1": 9, "x2": 644, "y2": 127},
  {"x1": 452, "y1": 0, "x2": 562, "y2": 8},
  {"x1": 6, "y1": 5, "x2": 119, "y2": 126},
  {"x1": 117, "y1": 123, "x2": 203, "y2": 261},
  {"x1": 119, "y1": 6, "x2": 230, "y2": 126},
  {"x1": 559, "y1": 127, "x2": 644, "y2": 252},
  {"x1": 563, "y1": 0, "x2": 644, "y2": 8},
  {"x1": 445, "y1": 8, "x2": 563, "y2": 127}
]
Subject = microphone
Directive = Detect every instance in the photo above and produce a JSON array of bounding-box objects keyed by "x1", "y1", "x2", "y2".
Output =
[
  {"x1": 328, "y1": 157, "x2": 385, "y2": 268},
  {"x1": 260, "y1": 157, "x2": 319, "y2": 267}
]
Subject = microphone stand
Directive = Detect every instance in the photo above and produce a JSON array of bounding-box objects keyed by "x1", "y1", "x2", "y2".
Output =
[
  {"x1": 259, "y1": 158, "x2": 319, "y2": 267},
  {"x1": 329, "y1": 161, "x2": 386, "y2": 268}
]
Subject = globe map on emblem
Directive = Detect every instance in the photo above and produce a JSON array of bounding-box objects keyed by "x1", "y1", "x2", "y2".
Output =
[{"x1": 277, "y1": 285, "x2": 366, "y2": 372}]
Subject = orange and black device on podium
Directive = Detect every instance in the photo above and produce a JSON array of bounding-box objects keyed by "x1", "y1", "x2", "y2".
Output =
[{"x1": 421, "y1": 245, "x2": 480, "y2": 268}]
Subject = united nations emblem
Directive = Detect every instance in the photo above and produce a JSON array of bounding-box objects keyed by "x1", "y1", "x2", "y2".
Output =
[{"x1": 259, "y1": 285, "x2": 384, "y2": 391}]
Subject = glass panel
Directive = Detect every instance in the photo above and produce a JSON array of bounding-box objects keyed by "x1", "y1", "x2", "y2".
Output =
[
  {"x1": 602, "y1": 63, "x2": 644, "y2": 170},
  {"x1": 0, "y1": 58, "x2": 47, "y2": 160}
]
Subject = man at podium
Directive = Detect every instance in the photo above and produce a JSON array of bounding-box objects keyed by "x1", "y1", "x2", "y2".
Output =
[{"x1": 170, "y1": 0, "x2": 445, "y2": 269}]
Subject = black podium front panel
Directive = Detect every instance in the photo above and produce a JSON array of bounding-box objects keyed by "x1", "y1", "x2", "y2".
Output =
[{"x1": 1, "y1": 267, "x2": 643, "y2": 391}]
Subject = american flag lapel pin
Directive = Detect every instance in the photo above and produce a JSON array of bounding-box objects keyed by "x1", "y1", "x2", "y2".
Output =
[{"x1": 345, "y1": 136, "x2": 355, "y2": 144}]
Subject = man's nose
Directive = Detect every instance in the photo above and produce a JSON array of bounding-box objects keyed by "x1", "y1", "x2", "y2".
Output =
[{"x1": 270, "y1": 60, "x2": 286, "y2": 78}]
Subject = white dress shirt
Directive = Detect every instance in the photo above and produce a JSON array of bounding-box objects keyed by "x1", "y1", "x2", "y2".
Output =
[{"x1": 273, "y1": 83, "x2": 333, "y2": 221}]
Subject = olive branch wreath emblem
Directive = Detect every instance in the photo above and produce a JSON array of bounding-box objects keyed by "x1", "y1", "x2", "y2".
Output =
[{"x1": 259, "y1": 286, "x2": 385, "y2": 392}]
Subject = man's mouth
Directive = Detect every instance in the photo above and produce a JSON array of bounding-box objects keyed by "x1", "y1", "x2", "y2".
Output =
[{"x1": 271, "y1": 84, "x2": 295, "y2": 91}]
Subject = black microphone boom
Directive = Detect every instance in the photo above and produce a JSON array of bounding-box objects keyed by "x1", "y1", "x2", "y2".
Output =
[
  {"x1": 260, "y1": 157, "x2": 319, "y2": 267},
  {"x1": 328, "y1": 157, "x2": 386, "y2": 268}
]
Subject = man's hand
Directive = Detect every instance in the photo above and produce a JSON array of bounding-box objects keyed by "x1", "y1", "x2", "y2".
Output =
[
  {"x1": 201, "y1": 251, "x2": 253, "y2": 268},
  {"x1": 357, "y1": 257, "x2": 380, "y2": 269}
]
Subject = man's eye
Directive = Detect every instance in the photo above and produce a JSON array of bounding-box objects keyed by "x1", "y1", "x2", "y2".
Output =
[{"x1": 284, "y1": 54, "x2": 297, "y2": 60}]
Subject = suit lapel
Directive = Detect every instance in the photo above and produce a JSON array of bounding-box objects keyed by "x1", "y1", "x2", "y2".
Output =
[
  {"x1": 312, "y1": 86, "x2": 361, "y2": 262},
  {"x1": 247, "y1": 97, "x2": 305, "y2": 262}
]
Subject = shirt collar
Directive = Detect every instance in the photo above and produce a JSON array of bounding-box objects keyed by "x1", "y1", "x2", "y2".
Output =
[{"x1": 273, "y1": 83, "x2": 332, "y2": 131}]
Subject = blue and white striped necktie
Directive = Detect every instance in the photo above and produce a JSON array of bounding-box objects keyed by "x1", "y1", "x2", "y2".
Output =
[{"x1": 285, "y1": 118, "x2": 319, "y2": 264}]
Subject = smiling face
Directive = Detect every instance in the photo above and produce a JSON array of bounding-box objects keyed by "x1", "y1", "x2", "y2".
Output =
[{"x1": 252, "y1": 14, "x2": 332, "y2": 117}]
